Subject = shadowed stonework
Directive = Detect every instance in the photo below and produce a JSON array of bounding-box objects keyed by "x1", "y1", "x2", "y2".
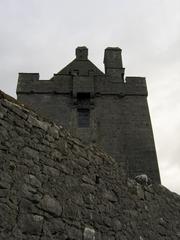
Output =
[
  {"x1": 16, "y1": 47, "x2": 160, "y2": 182},
  {"x1": 0, "y1": 90, "x2": 180, "y2": 239}
]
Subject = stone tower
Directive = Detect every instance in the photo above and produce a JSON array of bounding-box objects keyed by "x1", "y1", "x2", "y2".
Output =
[{"x1": 16, "y1": 46, "x2": 161, "y2": 183}]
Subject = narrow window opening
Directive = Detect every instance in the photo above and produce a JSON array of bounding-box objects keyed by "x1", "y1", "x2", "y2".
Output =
[
  {"x1": 95, "y1": 175, "x2": 100, "y2": 184},
  {"x1": 121, "y1": 72, "x2": 124, "y2": 81},
  {"x1": 78, "y1": 109, "x2": 90, "y2": 128},
  {"x1": 77, "y1": 93, "x2": 90, "y2": 128}
]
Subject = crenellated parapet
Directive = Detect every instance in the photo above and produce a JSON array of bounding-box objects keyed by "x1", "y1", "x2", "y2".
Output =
[
  {"x1": 17, "y1": 74, "x2": 71, "y2": 94},
  {"x1": 17, "y1": 74, "x2": 147, "y2": 97}
]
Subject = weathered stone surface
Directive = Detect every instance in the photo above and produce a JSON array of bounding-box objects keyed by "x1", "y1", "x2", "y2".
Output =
[
  {"x1": 0, "y1": 90, "x2": 180, "y2": 239},
  {"x1": 20, "y1": 213, "x2": 44, "y2": 235},
  {"x1": 39, "y1": 194, "x2": 62, "y2": 217},
  {"x1": 84, "y1": 226, "x2": 95, "y2": 240},
  {"x1": 22, "y1": 183, "x2": 42, "y2": 203},
  {"x1": 24, "y1": 174, "x2": 41, "y2": 188},
  {"x1": 28, "y1": 115, "x2": 50, "y2": 131},
  {"x1": 23, "y1": 146, "x2": 39, "y2": 159}
]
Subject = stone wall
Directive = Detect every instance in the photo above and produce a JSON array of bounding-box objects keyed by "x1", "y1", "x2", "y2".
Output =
[{"x1": 0, "y1": 90, "x2": 180, "y2": 240}]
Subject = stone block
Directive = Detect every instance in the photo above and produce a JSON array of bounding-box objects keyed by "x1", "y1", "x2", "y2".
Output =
[
  {"x1": 40, "y1": 194, "x2": 62, "y2": 217},
  {"x1": 84, "y1": 226, "x2": 95, "y2": 240},
  {"x1": 20, "y1": 213, "x2": 43, "y2": 235}
]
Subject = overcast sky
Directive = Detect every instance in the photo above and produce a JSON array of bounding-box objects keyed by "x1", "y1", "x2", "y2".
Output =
[{"x1": 0, "y1": 0, "x2": 180, "y2": 193}]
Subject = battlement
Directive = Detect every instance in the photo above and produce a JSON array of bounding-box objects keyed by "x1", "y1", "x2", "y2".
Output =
[
  {"x1": 17, "y1": 48, "x2": 147, "y2": 96},
  {"x1": 17, "y1": 76, "x2": 147, "y2": 96},
  {"x1": 18, "y1": 72, "x2": 39, "y2": 81},
  {"x1": 125, "y1": 76, "x2": 148, "y2": 96},
  {"x1": 17, "y1": 73, "x2": 39, "y2": 93},
  {"x1": 17, "y1": 75, "x2": 72, "y2": 94}
]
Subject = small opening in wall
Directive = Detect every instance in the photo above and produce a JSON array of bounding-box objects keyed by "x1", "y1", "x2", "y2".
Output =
[
  {"x1": 72, "y1": 69, "x2": 79, "y2": 76},
  {"x1": 77, "y1": 108, "x2": 90, "y2": 128},
  {"x1": 95, "y1": 175, "x2": 100, "y2": 184},
  {"x1": 77, "y1": 92, "x2": 90, "y2": 105},
  {"x1": 121, "y1": 72, "x2": 124, "y2": 81}
]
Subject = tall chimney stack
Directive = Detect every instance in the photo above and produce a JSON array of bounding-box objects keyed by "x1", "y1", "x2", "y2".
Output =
[{"x1": 104, "y1": 47, "x2": 125, "y2": 81}]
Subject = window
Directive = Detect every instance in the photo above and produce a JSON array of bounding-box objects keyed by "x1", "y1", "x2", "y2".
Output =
[
  {"x1": 78, "y1": 109, "x2": 90, "y2": 128},
  {"x1": 76, "y1": 92, "x2": 90, "y2": 128},
  {"x1": 72, "y1": 70, "x2": 79, "y2": 76},
  {"x1": 77, "y1": 93, "x2": 90, "y2": 106}
]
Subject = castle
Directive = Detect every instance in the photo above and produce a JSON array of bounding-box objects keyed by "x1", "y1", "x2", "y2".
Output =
[
  {"x1": 1, "y1": 47, "x2": 180, "y2": 240},
  {"x1": 16, "y1": 46, "x2": 161, "y2": 183}
]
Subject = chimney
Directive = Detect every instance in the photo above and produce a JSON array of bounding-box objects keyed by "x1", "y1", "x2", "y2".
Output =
[
  {"x1": 76, "y1": 46, "x2": 88, "y2": 60},
  {"x1": 104, "y1": 47, "x2": 125, "y2": 81}
]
